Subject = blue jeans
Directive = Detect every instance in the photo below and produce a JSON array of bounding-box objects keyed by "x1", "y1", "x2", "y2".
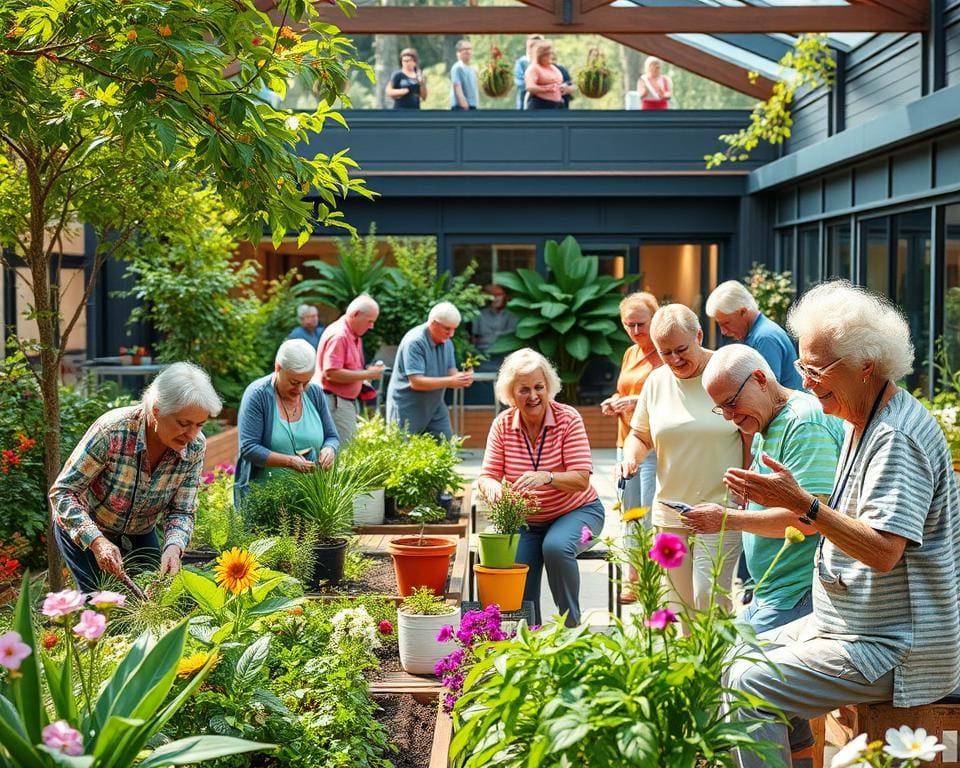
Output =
[
  {"x1": 55, "y1": 524, "x2": 160, "y2": 592},
  {"x1": 618, "y1": 449, "x2": 655, "y2": 561},
  {"x1": 517, "y1": 498, "x2": 606, "y2": 627},
  {"x1": 741, "y1": 589, "x2": 813, "y2": 635}
]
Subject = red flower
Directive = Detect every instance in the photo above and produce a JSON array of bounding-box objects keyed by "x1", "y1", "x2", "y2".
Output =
[
  {"x1": 378, "y1": 620, "x2": 393, "y2": 635},
  {"x1": 42, "y1": 633, "x2": 59, "y2": 650}
]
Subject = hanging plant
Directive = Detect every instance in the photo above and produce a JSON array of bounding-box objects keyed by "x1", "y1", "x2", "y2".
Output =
[
  {"x1": 480, "y1": 46, "x2": 513, "y2": 99},
  {"x1": 576, "y1": 47, "x2": 612, "y2": 99}
]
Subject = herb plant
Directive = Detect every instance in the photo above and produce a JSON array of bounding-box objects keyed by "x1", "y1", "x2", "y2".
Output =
[
  {"x1": 480, "y1": 482, "x2": 538, "y2": 536},
  {"x1": 399, "y1": 587, "x2": 456, "y2": 616}
]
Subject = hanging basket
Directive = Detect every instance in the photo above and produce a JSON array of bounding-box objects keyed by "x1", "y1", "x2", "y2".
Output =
[
  {"x1": 576, "y1": 47, "x2": 612, "y2": 99},
  {"x1": 480, "y1": 46, "x2": 513, "y2": 99}
]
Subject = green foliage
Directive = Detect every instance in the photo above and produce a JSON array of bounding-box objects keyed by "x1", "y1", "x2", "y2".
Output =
[
  {"x1": 479, "y1": 46, "x2": 512, "y2": 99},
  {"x1": 917, "y1": 338, "x2": 960, "y2": 463},
  {"x1": 480, "y1": 482, "x2": 537, "y2": 535},
  {"x1": 490, "y1": 235, "x2": 635, "y2": 399},
  {"x1": 293, "y1": 456, "x2": 387, "y2": 542},
  {"x1": 399, "y1": 586, "x2": 456, "y2": 616},
  {"x1": 340, "y1": 414, "x2": 405, "y2": 484},
  {"x1": 192, "y1": 466, "x2": 245, "y2": 553},
  {"x1": 239, "y1": 476, "x2": 304, "y2": 535},
  {"x1": 576, "y1": 48, "x2": 612, "y2": 99},
  {"x1": 385, "y1": 433, "x2": 464, "y2": 512},
  {"x1": 256, "y1": 512, "x2": 320, "y2": 586},
  {"x1": 706, "y1": 34, "x2": 836, "y2": 168},
  {"x1": 743, "y1": 263, "x2": 795, "y2": 326}
]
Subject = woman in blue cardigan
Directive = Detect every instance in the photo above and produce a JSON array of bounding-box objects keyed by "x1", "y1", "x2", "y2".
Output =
[{"x1": 235, "y1": 339, "x2": 340, "y2": 504}]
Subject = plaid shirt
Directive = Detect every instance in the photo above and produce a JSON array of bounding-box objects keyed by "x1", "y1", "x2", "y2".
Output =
[{"x1": 49, "y1": 405, "x2": 204, "y2": 552}]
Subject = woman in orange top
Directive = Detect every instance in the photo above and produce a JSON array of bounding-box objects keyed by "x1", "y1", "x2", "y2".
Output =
[
  {"x1": 523, "y1": 40, "x2": 565, "y2": 110},
  {"x1": 601, "y1": 292, "x2": 662, "y2": 601}
]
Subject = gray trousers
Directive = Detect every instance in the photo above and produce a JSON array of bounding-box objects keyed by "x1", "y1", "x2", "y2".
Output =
[
  {"x1": 725, "y1": 615, "x2": 894, "y2": 768},
  {"x1": 327, "y1": 393, "x2": 358, "y2": 445}
]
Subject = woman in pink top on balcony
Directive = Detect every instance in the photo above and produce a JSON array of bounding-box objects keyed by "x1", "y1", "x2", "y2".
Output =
[
  {"x1": 523, "y1": 40, "x2": 567, "y2": 110},
  {"x1": 637, "y1": 56, "x2": 672, "y2": 110}
]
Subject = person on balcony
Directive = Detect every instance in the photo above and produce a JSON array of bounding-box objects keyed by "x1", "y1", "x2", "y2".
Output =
[
  {"x1": 479, "y1": 348, "x2": 604, "y2": 627},
  {"x1": 386, "y1": 47, "x2": 427, "y2": 110},
  {"x1": 235, "y1": 339, "x2": 339, "y2": 503},
  {"x1": 471, "y1": 283, "x2": 518, "y2": 360},
  {"x1": 523, "y1": 40, "x2": 567, "y2": 111},
  {"x1": 287, "y1": 303, "x2": 324, "y2": 350},
  {"x1": 50, "y1": 362, "x2": 222, "y2": 592},
  {"x1": 386, "y1": 302, "x2": 473, "y2": 439},
  {"x1": 513, "y1": 34, "x2": 544, "y2": 109},
  {"x1": 723, "y1": 281, "x2": 960, "y2": 768},
  {"x1": 706, "y1": 280, "x2": 803, "y2": 389},
  {"x1": 637, "y1": 56, "x2": 672, "y2": 110},
  {"x1": 450, "y1": 40, "x2": 478, "y2": 111}
]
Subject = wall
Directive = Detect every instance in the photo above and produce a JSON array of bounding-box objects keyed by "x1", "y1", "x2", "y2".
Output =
[{"x1": 949, "y1": 0, "x2": 960, "y2": 86}]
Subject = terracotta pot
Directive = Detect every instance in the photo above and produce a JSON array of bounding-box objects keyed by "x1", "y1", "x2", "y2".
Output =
[
  {"x1": 474, "y1": 563, "x2": 529, "y2": 612},
  {"x1": 386, "y1": 536, "x2": 458, "y2": 597}
]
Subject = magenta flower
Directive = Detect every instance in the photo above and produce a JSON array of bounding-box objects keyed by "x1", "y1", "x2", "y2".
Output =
[
  {"x1": 579, "y1": 526, "x2": 592, "y2": 545},
  {"x1": 88, "y1": 590, "x2": 126, "y2": 610},
  {"x1": 436, "y1": 625, "x2": 454, "y2": 643},
  {"x1": 42, "y1": 720, "x2": 84, "y2": 756},
  {"x1": 201, "y1": 472, "x2": 215, "y2": 485},
  {"x1": 644, "y1": 608, "x2": 678, "y2": 630},
  {"x1": 377, "y1": 619, "x2": 393, "y2": 635},
  {"x1": 72, "y1": 610, "x2": 106, "y2": 642},
  {"x1": 0, "y1": 630, "x2": 32, "y2": 671},
  {"x1": 216, "y1": 463, "x2": 236, "y2": 475},
  {"x1": 42, "y1": 589, "x2": 86, "y2": 619},
  {"x1": 648, "y1": 533, "x2": 688, "y2": 569}
]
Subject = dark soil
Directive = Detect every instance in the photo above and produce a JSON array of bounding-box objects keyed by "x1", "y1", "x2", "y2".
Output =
[
  {"x1": 374, "y1": 695, "x2": 438, "y2": 768},
  {"x1": 383, "y1": 495, "x2": 463, "y2": 524},
  {"x1": 315, "y1": 553, "x2": 453, "y2": 598}
]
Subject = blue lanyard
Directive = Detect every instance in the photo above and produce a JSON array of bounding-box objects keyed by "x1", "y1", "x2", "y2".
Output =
[{"x1": 521, "y1": 426, "x2": 549, "y2": 471}]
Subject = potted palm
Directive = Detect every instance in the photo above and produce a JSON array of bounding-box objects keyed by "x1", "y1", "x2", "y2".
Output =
[
  {"x1": 386, "y1": 505, "x2": 458, "y2": 597},
  {"x1": 396, "y1": 587, "x2": 458, "y2": 675}
]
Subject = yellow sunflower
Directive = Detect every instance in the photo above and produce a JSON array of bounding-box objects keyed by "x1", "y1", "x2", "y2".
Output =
[
  {"x1": 213, "y1": 547, "x2": 260, "y2": 594},
  {"x1": 176, "y1": 650, "x2": 219, "y2": 678},
  {"x1": 622, "y1": 506, "x2": 650, "y2": 523}
]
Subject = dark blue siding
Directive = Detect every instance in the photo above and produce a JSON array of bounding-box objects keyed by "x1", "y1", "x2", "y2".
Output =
[
  {"x1": 948, "y1": 0, "x2": 960, "y2": 86},
  {"x1": 787, "y1": 88, "x2": 830, "y2": 152},
  {"x1": 845, "y1": 34, "x2": 923, "y2": 128}
]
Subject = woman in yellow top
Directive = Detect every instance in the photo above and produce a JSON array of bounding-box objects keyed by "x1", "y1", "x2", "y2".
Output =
[{"x1": 601, "y1": 292, "x2": 662, "y2": 602}]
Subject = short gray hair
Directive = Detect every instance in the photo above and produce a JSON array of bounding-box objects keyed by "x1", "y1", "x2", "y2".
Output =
[
  {"x1": 275, "y1": 339, "x2": 317, "y2": 374},
  {"x1": 787, "y1": 280, "x2": 914, "y2": 381},
  {"x1": 142, "y1": 362, "x2": 222, "y2": 417},
  {"x1": 705, "y1": 280, "x2": 758, "y2": 317},
  {"x1": 702, "y1": 344, "x2": 774, "y2": 393},
  {"x1": 650, "y1": 304, "x2": 700, "y2": 340},
  {"x1": 297, "y1": 303, "x2": 317, "y2": 319},
  {"x1": 494, "y1": 348, "x2": 562, "y2": 407},
  {"x1": 347, "y1": 294, "x2": 378, "y2": 316},
  {"x1": 429, "y1": 301, "x2": 461, "y2": 326}
]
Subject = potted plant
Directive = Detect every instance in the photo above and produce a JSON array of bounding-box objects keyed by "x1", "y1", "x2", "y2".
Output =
[
  {"x1": 386, "y1": 505, "x2": 459, "y2": 597},
  {"x1": 576, "y1": 47, "x2": 612, "y2": 99},
  {"x1": 294, "y1": 457, "x2": 384, "y2": 588},
  {"x1": 479, "y1": 46, "x2": 512, "y2": 99},
  {"x1": 341, "y1": 415, "x2": 402, "y2": 526},
  {"x1": 473, "y1": 484, "x2": 536, "y2": 612},
  {"x1": 396, "y1": 587, "x2": 458, "y2": 675},
  {"x1": 386, "y1": 433, "x2": 465, "y2": 520}
]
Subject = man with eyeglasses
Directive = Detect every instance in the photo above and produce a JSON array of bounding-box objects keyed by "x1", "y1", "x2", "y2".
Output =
[
  {"x1": 386, "y1": 301, "x2": 474, "y2": 439},
  {"x1": 450, "y1": 40, "x2": 479, "y2": 111},
  {"x1": 706, "y1": 280, "x2": 803, "y2": 390}
]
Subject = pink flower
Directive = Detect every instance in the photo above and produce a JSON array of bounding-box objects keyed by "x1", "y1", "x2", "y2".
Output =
[
  {"x1": 42, "y1": 720, "x2": 84, "y2": 756},
  {"x1": 88, "y1": 590, "x2": 126, "y2": 609},
  {"x1": 579, "y1": 526, "x2": 592, "y2": 545},
  {"x1": 644, "y1": 608, "x2": 678, "y2": 630},
  {"x1": 378, "y1": 620, "x2": 393, "y2": 635},
  {"x1": 201, "y1": 472, "x2": 215, "y2": 485},
  {"x1": 72, "y1": 610, "x2": 106, "y2": 641},
  {"x1": 648, "y1": 533, "x2": 687, "y2": 569},
  {"x1": 0, "y1": 630, "x2": 32, "y2": 671},
  {"x1": 42, "y1": 589, "x2": 86, "y2": 619},
  {"x1": 436, "y1": 625, "x2": 454, "y2": 643},
  {"x1": 216, "y1": 463, "x2": 236, "y2": 475}
]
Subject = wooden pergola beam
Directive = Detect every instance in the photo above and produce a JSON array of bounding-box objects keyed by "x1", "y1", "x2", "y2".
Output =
[
  {"x1": 606, "y1": 33, "x2": 775, "y2": 100},
  {"x1": 845, "y1": 0, "x2": 927, "y2": 24},
  {"x1": 292, "y1": 4, "x2": 926, "y2": 34}
]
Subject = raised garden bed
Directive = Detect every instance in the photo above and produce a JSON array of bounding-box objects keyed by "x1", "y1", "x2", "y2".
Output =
[
  {"x1": 374, "y1": 696, "x2": 451, "y2": 768},
  {"x1": 355, "y1": 485, "x2": 472, "y2": 538}
]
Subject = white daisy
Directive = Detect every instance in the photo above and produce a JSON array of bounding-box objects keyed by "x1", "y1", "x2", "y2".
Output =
[
  {"x1": 884, "y1": 725, "x2": 946, "y2": 762},
  {"x1": 830, "y1": 733, "x2": 869, "y2": 768}
]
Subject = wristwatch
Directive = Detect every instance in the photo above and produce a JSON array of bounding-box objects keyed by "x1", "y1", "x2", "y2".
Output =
[
  {"x1": 799, "y1": 496, "x2": 820, "y2": 525},
  {"x1": 546, "y1": 471, "x2": 555, "y2": 485}
]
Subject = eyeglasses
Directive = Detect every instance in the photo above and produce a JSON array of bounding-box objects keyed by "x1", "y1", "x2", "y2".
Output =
[
  {"x1": 711, "y1": 373, "x2": 753, "y2": 415},
  {"x1": 793, "y1": 356, "x2": 843, "y2": 384}
]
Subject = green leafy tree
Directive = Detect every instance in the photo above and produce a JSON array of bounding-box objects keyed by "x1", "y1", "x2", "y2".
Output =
[{"x1": 0, "y1": 0, "x2": 372, "y2": 582}]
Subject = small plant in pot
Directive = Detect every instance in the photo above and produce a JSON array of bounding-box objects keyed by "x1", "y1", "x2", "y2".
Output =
[
  {"x1": 396, "y1": 586, "x2": 458, "y2": 675},
  {"x1": 386, "y1": 505, "x2": 459, "y2": 597},
  {"x1": 474, "y1": 483, "x2": 536, "y2": 612},
  {"x1": 386, "y1": 433, "x2": 464, "y2": 521},
  {"x1": 342, "y1": 415, "x2": 402, "y2": 526}
]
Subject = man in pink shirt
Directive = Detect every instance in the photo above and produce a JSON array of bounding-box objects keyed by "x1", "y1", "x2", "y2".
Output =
[{"x1": 314, "y1": 294, "x2": 385, "y2": 443}]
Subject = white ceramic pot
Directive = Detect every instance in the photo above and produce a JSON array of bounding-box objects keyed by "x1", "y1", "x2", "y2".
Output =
[
  {"x1": 353, "y1": 488, "x2": 385, "y2": 526},
  {"x1": 397, "y1": 608, "x2": 458, "y2": 675}
]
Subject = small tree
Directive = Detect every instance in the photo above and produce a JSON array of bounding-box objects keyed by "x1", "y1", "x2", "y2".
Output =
[{"x1": 0, "y1": 0, "x2": 372, "y2": 585}]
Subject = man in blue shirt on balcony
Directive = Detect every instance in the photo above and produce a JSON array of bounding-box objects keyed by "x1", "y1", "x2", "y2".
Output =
[
  {"x1": 513, "y1": 34, "x2": 543, "y2": 109},
  {"x1": 450, "y1": 40, "x2": 479, "y2": 110},
  {"x1": 706, "y1": 280, "x2": 803, "y2": 390}
]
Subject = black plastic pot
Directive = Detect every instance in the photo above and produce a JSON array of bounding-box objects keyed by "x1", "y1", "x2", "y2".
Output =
[
  {"x1": 311, "y1": 538, "x2": 349, "y2": 588},
  {"x1": 181, "y1": 549, "x2": 217, "y2": 567}
]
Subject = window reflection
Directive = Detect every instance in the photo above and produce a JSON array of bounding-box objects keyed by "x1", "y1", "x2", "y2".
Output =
[
  {"x1": 826, "y1": 222, "x2": 852, "y2": 280},
  {"x1": 942, "y1": 205, "x2": 960, "y2": 375}
]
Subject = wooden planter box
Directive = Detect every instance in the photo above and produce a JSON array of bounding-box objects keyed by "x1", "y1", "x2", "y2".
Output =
[
  {"x1": 202, "y1": 426, "x2": 238, "y2": 472},
  {"x1": 460, "y1": 405, "x2": 618, "y2": 449},
  {"x1": 355, "y1": 484, "x2": 473, "y2": 539}
]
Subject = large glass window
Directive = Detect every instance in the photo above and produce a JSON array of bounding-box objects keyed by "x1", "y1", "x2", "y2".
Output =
[
  {"x1": 893, "y1": 210, "x2": 931, "y2": 391},
  {"x1": 777, "y1": 228, "x2": 795, "y2": 274},
  {"x1": 862, "y1": 217, "x2": 890, "y2": 296},
  {"x1": 826, "y1": 222, "x2": 852, "y2": 280},
  {"x1": 579, "y1": 243, "x2": 629, "y2": 281},
  {"x1": 451, "y1": 244, "x2": 536, "y2": 287},
  {"x1": 638, "y1": 242, "x2": 719, "y2": 346},
  {"x1": 942, "y1": 205, "x2": 960, "y2": 373},
  {"x1": 797, "y1": 227, "x2": 820, "y2": 292}
]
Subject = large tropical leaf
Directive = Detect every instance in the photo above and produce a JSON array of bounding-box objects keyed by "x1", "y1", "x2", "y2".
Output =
[
  {"x1": 11, "y1": 573, "x2": 46, "y2": 744},
  {"x1": 515, "y1": 317, "x2": 544, "y2": 340},
  {"x1": 135, "y1": 736, "x2": 274, "y2": 768},
  {"x1": 564, "y1": 333, "x2": 591, "y2": 361}
]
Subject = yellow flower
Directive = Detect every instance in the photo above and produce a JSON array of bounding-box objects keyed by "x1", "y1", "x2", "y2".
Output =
[
  {"x1": 622, "y1": 506, "x2": 649, "y2": 523},
  {"x1": 177, "y1": 650, "x2": 219, "y2": 678},
  {"x1": 173, "y1": 73, "x2": 188, "y2": 93},
  {"x1": 214, "y1": 547, "x2": 260, "y2": 594},
  {"x1": 784, "y1": 526, "x2": 806, "y2": 545}
]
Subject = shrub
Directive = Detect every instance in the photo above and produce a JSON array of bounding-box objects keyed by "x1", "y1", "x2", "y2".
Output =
[{"x1": 743, "y1": 262, "x2": 795, "y2": 326}]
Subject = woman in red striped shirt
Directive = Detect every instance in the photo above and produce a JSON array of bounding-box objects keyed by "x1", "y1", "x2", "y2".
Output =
[{"x1": 479, "y1": 348, "x2": 605, "y2": 626}]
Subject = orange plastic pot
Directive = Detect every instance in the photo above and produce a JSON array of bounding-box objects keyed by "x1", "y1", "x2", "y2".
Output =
[
  {"x1": 386, "y1": 536, "x2": 458, "y2": 597},
  {"x1": 474, "y1": 563, "x2": 529, "y2": 612}
]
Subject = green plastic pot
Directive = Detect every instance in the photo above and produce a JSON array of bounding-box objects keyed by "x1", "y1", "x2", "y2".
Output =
[{"x1": 478, "y1": 532, "x2": 521, "y2": 569}]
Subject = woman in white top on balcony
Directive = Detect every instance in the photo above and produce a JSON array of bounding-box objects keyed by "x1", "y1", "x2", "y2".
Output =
[{"x1": 637, "y1": 56, "x2": 672, "y2": 110}]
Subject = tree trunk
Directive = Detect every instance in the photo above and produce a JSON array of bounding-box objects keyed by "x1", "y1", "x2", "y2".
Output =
[
  {"x1": 372, "y1": 0, "x2": 399, "y2": 109},
  {"x1": 620, "y1": 45, "x2": 643, "y2": 100}
]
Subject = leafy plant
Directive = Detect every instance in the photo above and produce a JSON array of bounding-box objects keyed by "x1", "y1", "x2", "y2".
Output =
[
  {"x1": 294, "y1": 456, "x2": 388, "y2": 542},
  {"x1": 917, "y1": 337, "x2": 960, "y2": 463},
  {"x1": 239, "y1": 475, "x2": 305, "y2": 535},
  {"x1": 576, "y1": 48, "x2": 612, "y2": 99},
  {"x1": 385, "y1": 433, "x2": 464, "y2": 512},
  {"x1": 705, "y1": 34, "x2": 836, "y2": 168},
  {"x1": 399, "y1": 587, "x2": 456, "y2": 616},
  {"x1": 743, "y1": 263, "x2": 795, "y2": 326},
  {"x1": 407, "y1": 506, "x2": 447, "y2": 546},
  {"x1": 192, "y1": 464, "x2": 246, "y2": 553},
  {"x1": 339, "y1": 414, "x2": 404, "y2": 487},
  {"x1": 256, "y1": 512, "x2": 320, "y2": 586},
  {"x1": 435, "y1": 604, "x2": 509, "y2": 713},
  {"x1": 479, "y1": 47, "x2": 512, "y2": 99},
  {"x1": 491, "y1": 236, "x2": 635, "y2": 401},
  {"x1": 480, "y1": 483, "x2": 537, "y2": 536}
]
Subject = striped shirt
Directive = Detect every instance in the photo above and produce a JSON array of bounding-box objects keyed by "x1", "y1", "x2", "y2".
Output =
[
  {"x1": 814, "y1": 389, "x2": 960, "y2": 707},
  {"x1": 480, "y1": 401, "x2": 598, "y2": 523},
  {"x1": 49, "y1": 405, "x2": 204, "y2": 553}
]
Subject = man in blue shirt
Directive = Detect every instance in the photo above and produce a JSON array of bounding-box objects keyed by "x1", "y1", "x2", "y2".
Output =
[
  {"x1": 386, "y1": 302, "x2": 474, "y2": 438},
  {"x1": 706, "y1": 280, "x2": 803, "y2": 390},
  {"x1": 287, "y1": 304, "x2": 324, "y2": 350},
  {"x1": 450, "y1": 40, "x2": 479, "y2": 110},
  {"x1": 513, "y1": 34, "x2": 543, "y2": 109}
]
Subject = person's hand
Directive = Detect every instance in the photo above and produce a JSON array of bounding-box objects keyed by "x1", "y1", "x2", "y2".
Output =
[
  {"x1": 90, "y1": 536, "x2": 125, "y2": 578},
  {"x1": 451, "y1": 371, "x2": 473, "y2": 388},
  {"x1": 600, "y1": 395, "x2": 617, "y2": 416},
  {"x1": 681, "y1": 503, "x2": 724, "y2": 534},
  {"x1": 480, "y1": 479, "x2": 503, "y2": 504},
  {"x1": 159, "y1": 545, "x2": 182, "y2": 577},
  {"x1": 289, "y1": 455, "x2": 316, "y2": 473},
  {"x1": 318, "y1": 446, "x2": 336, "y2": 470},
  {"x1": 561, "y1": 83, "x2": 576, "y2": 95},
  {"x1": 612, "y1": 397, "x2": 637, "y2": 415},
  {"x1": 367, "y1": 363, "x2": 385, "y2": 381},
  {"x1": 724, "y1": 453, "x2": 805, "y2": 511},
  {"x1": 616, "y1": 460, "x2": 637, "y2": 482},
  {"x1": 512, "y1": 471, "x2": 552, "y2": 491}
]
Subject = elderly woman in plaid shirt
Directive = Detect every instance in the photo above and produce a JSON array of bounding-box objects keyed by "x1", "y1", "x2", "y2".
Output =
[{"x1": 49, "y1": 362, "x2": 221, "y2": 592}]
